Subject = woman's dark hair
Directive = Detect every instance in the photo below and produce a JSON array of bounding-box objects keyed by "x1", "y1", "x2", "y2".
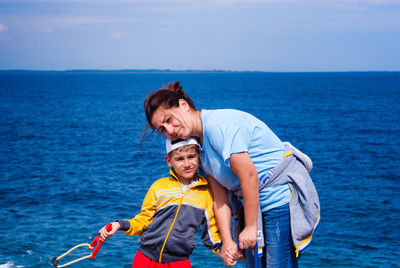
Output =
[{"x1": 144, "y1": 81, "x2": 196, "y2": 130}]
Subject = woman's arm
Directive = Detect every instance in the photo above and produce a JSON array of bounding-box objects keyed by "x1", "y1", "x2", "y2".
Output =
[
  {"x1": 229, "y1": 152, "x2": 259, "y2": 250},
  {"x1": 207, "y1": 176, "x2": 241, "y2": 266}
]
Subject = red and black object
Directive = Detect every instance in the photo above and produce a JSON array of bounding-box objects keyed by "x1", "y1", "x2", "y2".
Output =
[{"x1": 51, "y1": 223, "x2": 112, "y2": 267}]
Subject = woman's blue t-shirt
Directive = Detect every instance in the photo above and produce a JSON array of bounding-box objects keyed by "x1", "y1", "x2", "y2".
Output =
[{"x1": 200, "y1": 109, "x2": 291, "y2": 212}]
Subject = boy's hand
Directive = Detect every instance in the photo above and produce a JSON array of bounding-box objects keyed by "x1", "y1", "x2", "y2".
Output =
[
  {"x1": 98, "y1": 222, "x2": 120, "y2": 242},
  {"x1": 220, "y1": 239, "x2": 242, "y2": 267}
]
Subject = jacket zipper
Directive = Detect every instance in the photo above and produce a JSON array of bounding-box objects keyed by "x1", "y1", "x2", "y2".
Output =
[{"x1": 158, "y1": 185, "x2": 185, "y2": 262}]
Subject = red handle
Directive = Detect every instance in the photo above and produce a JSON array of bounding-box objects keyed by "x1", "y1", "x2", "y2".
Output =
[
  {"x1": 105, "y1": 223, "x2": 112, "y2": 232},
  {"x1": 89, "y1": 223, "x2": 112, "y2": 260}
]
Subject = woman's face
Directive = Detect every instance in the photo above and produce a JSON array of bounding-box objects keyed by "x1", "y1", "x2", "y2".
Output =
[{"x1": 151, "y1": 100, "x2": 193, "y2": 139}]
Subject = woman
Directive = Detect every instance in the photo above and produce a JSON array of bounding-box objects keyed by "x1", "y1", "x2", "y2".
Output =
[{"x1": 143, "y1": 81, "x2": 320, "y2": 268}]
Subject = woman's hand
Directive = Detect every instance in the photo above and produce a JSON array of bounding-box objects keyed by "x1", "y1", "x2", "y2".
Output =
[
  {"x1": 220, "y1": 238, "x2": 242, "y2": 266},
  {"x1": 238, "y1": 225, "x2": 257, "y2": 250},
  {"x1": 98, "y1": 222, "x2": 120, "y2": 242}
]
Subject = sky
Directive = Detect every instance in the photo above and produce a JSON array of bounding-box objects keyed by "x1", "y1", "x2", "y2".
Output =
[{"x1": 0, "y1": 0, "x2": 399, "y2": 71}]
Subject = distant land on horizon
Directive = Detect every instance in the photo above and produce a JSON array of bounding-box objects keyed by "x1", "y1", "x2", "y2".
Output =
[
  {"x1": 0, "y1": 69, "x2": 399, "y2": 74},
  {"x1": 0, "y1": 69, "x2": 240, "y2": 74}
]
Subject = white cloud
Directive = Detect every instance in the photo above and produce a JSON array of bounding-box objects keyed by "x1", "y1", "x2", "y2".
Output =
[
  {"x1": 51, "y1": 16, "x2": 137, "y2": 27},
  {"x1": 40, "y1": 27, "x2": 53, "y2": 33},
  {"x1": 109, "y1": 31, "x2": 129, "y2": 38},
  {"x1": 5, "y1": 15, "x2": 138, "y2": 33},
  {"x1": 0, "y1": 24, "x2": 7, "y2": 32}
]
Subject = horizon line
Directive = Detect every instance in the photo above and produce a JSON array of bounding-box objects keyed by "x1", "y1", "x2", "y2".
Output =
[{"x1": 0, "y1": 69, "x2": 399, "y2": 73}]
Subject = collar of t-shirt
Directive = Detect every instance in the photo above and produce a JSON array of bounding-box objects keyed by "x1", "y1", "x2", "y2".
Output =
[{"x1": 181, "y1": 179, "x2": 198, "y2": 193}]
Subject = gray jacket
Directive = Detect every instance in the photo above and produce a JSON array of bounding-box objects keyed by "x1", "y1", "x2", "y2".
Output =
[
  {"x1": 230, "y1": 142, "x2": 320, "y2": 256},
  {"x1": 263, "y1": 142, "x2": 320, "y2": 255}
]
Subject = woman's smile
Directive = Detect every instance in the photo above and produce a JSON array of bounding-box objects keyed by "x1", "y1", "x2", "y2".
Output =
[{"x1": 151, "y1": 107, "x2": 191, "y2": 139}]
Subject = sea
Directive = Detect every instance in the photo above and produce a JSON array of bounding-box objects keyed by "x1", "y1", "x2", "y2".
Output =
[{"x1": 0, "y1": 71, "x2": 399, "y2": 268}]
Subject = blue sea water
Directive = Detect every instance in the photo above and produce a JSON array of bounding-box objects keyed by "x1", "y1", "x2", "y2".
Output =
[{"x1": 0, "y1": 71, "x2": 399, "y2": 268}]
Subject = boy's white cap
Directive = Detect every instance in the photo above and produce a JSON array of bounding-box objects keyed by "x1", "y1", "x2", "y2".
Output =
[{"x1": 166, "y1": 137, "x2": 200, "y2": 154}]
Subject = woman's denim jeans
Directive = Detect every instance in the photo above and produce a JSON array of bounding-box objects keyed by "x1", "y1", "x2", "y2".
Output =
[{"x1": 244, "y1": 204, "x2": 298, "y2": 268}]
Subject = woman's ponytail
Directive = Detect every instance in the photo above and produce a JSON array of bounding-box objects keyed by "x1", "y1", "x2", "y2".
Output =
[
  {"x1": 166, "y1": 81, "x2": 195, "y2": 109},
  {"x1": 144, "y1": 81, "x2": 196, "y2": 130}
]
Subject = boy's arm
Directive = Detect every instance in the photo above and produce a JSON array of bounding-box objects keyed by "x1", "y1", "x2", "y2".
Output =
[
  {"x1": 206, "y1": 176, "x2": 233, "y2": 244},
  {"x1": 119, "y1": 185, "x2": 157, "y2": 236},
  {"x1": 206, "y1": 176, "x2": 241, "y2": 266},
  {"x1": 200, "y1": 186, "x2": 222, "y2": 253}
]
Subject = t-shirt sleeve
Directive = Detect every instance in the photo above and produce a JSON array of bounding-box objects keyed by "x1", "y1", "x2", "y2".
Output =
[{"x1": 206, "y1": 121, "x2": 251, "y2": 167}]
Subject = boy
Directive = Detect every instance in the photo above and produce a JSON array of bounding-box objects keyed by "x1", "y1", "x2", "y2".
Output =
[{"x1": 99, "y1": 137, "x2": 222, "y2": 267}]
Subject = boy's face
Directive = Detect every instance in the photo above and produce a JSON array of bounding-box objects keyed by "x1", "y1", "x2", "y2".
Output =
[{"x1": 166, "y1": 146, "x2": 200, "y2": 184}]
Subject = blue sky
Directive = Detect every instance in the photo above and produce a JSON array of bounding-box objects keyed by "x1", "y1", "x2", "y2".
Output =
[{"x1": 0, "y1": 0, "x2": 399, "y2": 71}]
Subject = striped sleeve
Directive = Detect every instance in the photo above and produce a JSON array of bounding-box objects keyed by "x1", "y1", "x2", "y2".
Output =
[{"x1": 124, "y1": 184, "x2": 157, "y2": 236}]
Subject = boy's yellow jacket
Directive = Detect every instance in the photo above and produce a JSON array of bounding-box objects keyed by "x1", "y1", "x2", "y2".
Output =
[{"x1": 121, "y1": 169, "x2": 222, "y2": 263}]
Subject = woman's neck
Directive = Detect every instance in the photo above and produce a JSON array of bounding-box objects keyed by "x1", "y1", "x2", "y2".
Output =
[{"x1": 191, "y1": 110, "x2": 203, "y2": 143}]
